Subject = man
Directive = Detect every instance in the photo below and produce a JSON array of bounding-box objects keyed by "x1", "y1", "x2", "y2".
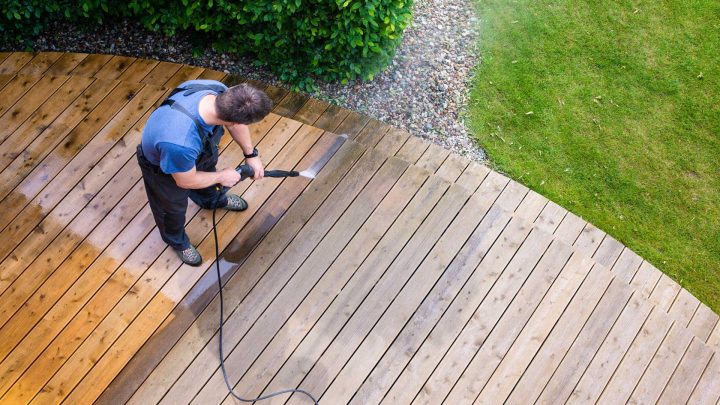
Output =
[{"x1": 137, "y1": 79, "x2": 272, "y2": 266}]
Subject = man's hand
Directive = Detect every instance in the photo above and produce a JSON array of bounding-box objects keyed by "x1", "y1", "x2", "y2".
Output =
[
  {"x1": 217, "y1": 168, "x2": 242, "y2": 187},
  {"x1": 245, "y1": 156, "x2": 264, "y2": 180}
]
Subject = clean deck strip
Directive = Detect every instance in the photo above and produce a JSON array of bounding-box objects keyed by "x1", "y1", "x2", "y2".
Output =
[{"x1": 0, "y1": 52, "x2": 717, "y2": 404}]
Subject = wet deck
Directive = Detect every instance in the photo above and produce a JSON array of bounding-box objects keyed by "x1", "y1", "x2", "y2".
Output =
[{"x1": 0, "y1": 52, "x2": 718, "y2": 404}]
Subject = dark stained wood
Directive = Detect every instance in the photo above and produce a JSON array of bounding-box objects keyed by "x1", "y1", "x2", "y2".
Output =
[
  {"x1": 274, "y1": 91, "x2": 309, "y2": 118},
  {"x1": 334, "y1": 110, "x2": 371, "y2": 139},
  {"x1": 313, "y1": 103, "x2": 350, "y2": 133},
  {"x1": 70, "y1": 53, "x2": 113, "y2": 76},
  {"x1": 292, "y1": 97, "x2": 330, "y2": 125},
  {"x1": 93, "y1": 55, "x2": 136, "y2": 81}
]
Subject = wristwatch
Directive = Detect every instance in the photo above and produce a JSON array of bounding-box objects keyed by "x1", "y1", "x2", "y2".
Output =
[{"x1": 244, "y1": 147, "x2": 259, "y2": 159}]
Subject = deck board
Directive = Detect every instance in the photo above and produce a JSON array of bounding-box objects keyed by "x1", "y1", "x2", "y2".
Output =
[{"x1": 0, "y1": 52, "x2": 717, "y2": 404}]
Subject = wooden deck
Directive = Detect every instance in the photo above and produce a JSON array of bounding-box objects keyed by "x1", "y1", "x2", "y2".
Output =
[{"x1": 0, "y1": 51, "x2": 718, "y2": 404}]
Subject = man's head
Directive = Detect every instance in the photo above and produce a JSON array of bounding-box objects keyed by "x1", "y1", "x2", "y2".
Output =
[{"x1": 215, "y1": 83, "x2": 273, "y2": 125}]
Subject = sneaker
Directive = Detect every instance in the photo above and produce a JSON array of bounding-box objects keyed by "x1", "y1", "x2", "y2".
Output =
[
  {"x1": 176, "y1": 245, "x2": 202, "y2": 266},
  {"x1": 225, "y1": 194, "x2": 248, "y2": 211}
]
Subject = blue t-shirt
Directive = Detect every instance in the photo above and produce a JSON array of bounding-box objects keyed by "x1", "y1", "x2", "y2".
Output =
[{"x1": 141, "y1": 79, "x2": 228, "y2": 174}]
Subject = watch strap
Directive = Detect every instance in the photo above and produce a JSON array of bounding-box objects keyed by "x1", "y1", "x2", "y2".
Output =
[{"x1": 244, "y1": 147, "x2": 259, "y2": 159}]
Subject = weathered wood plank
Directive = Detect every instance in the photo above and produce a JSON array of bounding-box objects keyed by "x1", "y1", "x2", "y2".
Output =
[
  {"x1": 334, "y1": 110, "x2": 370, "y2": 139},
  {"x1": 593, "y1": 235, "x2": 624, "y2": 268},
  {"x1": 668, "y1": 288, "x2": 700, "y2": 328},
  {"x1": 514, "y1": 189, "x2": 548, "y2": 222},
  {"x1": 354, "y1": 119, "x2": 391, "y2": 148},
  {"x1": 567, "y1": 292, "x2": 653, "y2": 404},
  {"x1": 610, "y1": 247, "x2": 644, "y2": 284},
  {"x1": 533, "y1": 200, "x2": 566, "y2": 234},
  {"x1": 385, "y1": 217, "x2": 545, "y2": 405},
  {"x1": 259, "y1": 174, "x2": 452, "y2": 403},
  {"x1": 434, "y1": 152, "x2": 469, "y2": 183},
  {"x1": 628, "y1": 323, "x2": 694, "y2": 403},
  {"x1": 415, "y1": 142, "x2": 449, "y2": 173},
  {"x1": 292, "y1": 97, "x2": 330, "y2": 125},
  {"x1": 313, "y1": 104, "x2": 350, "y2": 133},
  {"x1": 688, "y1": 304, "x2": 719, "y2": 342},
  {"x1": 473, "y1": 255, "x2": 597, "y2": 403},
  {"x1": 535, "y1": 279, "x2": 633, "y2": 404},
  {"x1": 597, "y1": 307, "x2": 674, "y2": 403},
  {"x1": 658, "y1": 337, "x2": 714, "y2": 404},
  {"x1": 650, "y1": 273, "x2": 682, "y2": 312},
  {"x1": 574, "y1": 222, "x2": 606, "y2": 256},
  {"x1": 687, "y1": 353, "x2": 720, "y2": 404}
]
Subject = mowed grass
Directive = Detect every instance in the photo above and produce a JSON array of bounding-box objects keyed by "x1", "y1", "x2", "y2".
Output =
[{"x1": 469, "y1": 0, "x2": 720, "y2": 311}]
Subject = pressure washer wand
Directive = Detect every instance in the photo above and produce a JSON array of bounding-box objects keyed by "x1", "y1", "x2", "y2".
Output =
[{"x1": 235, "y1": 163, "x2": 300, "y2": 181}]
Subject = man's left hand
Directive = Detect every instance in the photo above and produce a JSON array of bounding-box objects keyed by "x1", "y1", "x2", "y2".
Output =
[{"x1": 246, "y1": 156, "x2": 264, "y2": 179}]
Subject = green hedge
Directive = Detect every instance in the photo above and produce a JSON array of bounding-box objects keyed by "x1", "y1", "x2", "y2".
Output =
[{"x1": 2, "y1": 0, "x2": 413, "y2": 89}]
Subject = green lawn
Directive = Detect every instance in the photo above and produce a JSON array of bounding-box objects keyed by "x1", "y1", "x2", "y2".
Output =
[{"x1": 469, "y1": 0, "x2": 720, "y2": 311}]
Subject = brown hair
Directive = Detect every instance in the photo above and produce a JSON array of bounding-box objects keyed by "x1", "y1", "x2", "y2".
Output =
[{"x1": 215, "y1": 83, "x2": 272, "y2": 124}]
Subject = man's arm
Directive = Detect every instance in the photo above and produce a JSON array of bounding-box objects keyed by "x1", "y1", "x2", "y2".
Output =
[
  {"x1": 226, "y1": 123, "x2": 264, "y2": 179},
  {"x1": 172, "y1": 166, "x2": 240, "y2": 189}
]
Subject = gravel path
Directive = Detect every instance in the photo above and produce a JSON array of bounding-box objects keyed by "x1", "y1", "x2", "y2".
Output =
[{"x1": 13, "y1": 0, "x2": 485, "y2": 161}]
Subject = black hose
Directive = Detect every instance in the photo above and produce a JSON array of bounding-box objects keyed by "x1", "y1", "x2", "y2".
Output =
[{"x1": 212, "y1": 192, "x2": 319, "y2": 404}]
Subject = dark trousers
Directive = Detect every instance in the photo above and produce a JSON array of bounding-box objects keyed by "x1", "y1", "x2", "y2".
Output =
[{"x1": 137, "y1": 144, "x2": 228, "y2": 250}]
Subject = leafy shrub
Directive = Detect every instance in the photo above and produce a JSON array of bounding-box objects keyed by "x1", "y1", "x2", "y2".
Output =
[{"x1": 1, "y1": 0, "x2": 413, "y2": 89}]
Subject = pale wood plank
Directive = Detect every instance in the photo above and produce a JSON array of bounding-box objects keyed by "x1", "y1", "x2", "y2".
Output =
[
  {"x1": 658, "y1": 337, "x2": 714, "y2": 404},
  {"x1": 395, "y1": 133, "x2": 430, "y2": 164},
  {"x1": 687, "y1": 354, "x2": 720, "y2": 404},
  {"x1": 573, "y1": 222, "x2": 606, "y2": 256},
  {"x1": 610, "y1": 247, "x2": 644, "y2": 284},
  {"x1": 688, "y1": 304, "x2": 719, "y2": 342},
  {"x1": 553, "y1": 211, "x2": 586, "y2": 245},
  {"x1": 375, "y1": 127, "x2": 410, "y2": 157},
  {"x1": 533, "y1": 200, "x2": 566, "y2": 234},
  {"x1": 628, "y1": 322, "x2": 694, "y2": 404},
  {"x1": 567, "y1": 292, "x2": 653, "y2": 404},
  {"x1": 630, "y1": 261, "x2": 662, "y2": 299},
  {"x1": 592, "y1": 235, "x2": 624, "y2": 268},
  {"x1": 473, "y1": 257, "x2": 600, "y2": 403},
  {"x1": 492, "y1": 175, "x2": 528, "y2": 212},
  {"x1": 708, "y1": 321, "x2": 720, "y2": 351},
  {"x1": 514, "y1": 189, "x2": 548, "y2": 222},
  {"x1": 650, "y1": 273, "x2": 682, "y2": 312},
  {"x1": 535, "y1": 278, "x2": 634, "y2": 404},
  {"x1": 406, "y1": 223, "x2": 552, "y2": 405},
  {"x1": 354, "y1": 119, "x2": 392, "y2": 148},
  {"x1": 331, "y1": 201, "x2": 521, "y2": 405},
  {"x1": 597, "y1": 307, "x2": 674, "y2": 403},
  {"x1": 287, "y1": 184, "x2": 489, "y2": 405},
  {"x1": 668, "y1": 288, "x2": 701, "y2": 328},
  {"x1": 265, "y1": 183, "x2": 468, "y2": 405},
  {"x1": 504, "y1": 276, "x2": 627, "y2": 403},
  {"x1": 455, "y1": 161, "x2": 490, "y2": 192},
  {"x1": 415, "y1": 143, "x2": 449, "y2": 173}
]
